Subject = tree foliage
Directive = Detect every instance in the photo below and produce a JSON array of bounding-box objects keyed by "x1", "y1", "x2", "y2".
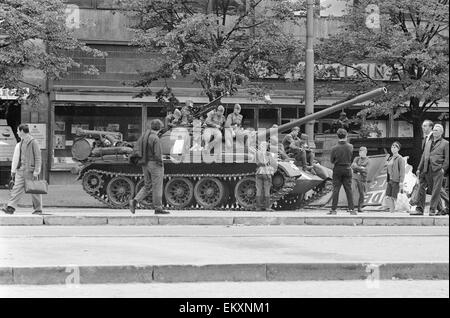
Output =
[
  {"x1": 0, "y1": 0, "x2": 104, "y2": 100},
  {"x1": 119, "y1": 0, "x2": 306, "y2": 101},
  {"x1": 317, "y1": 0, "x2": 449, "y2": 129}
]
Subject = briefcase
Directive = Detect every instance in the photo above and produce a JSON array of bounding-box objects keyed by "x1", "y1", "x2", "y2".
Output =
[{"x1": 25, "y1": 179, "x2": 48, "y2": 194}]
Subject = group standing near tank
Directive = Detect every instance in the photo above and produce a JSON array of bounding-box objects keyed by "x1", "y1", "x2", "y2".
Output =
[{"x1": 6, "y1": 87, "x2": 443, "y2": 215}]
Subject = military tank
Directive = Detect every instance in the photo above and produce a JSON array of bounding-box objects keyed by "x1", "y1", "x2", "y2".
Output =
[{"x1": 72, "y1": 87, "x2": 387, "y2": 210}]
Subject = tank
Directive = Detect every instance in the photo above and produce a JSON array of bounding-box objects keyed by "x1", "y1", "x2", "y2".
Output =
[{"x1": 73, "y1": 87, "x2": 387, "y2": 210}]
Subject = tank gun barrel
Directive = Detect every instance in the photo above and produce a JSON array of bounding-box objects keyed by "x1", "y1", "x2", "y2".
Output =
[
  {"x1": 192, "y1": 92, "x2": 229, "y2": 119},
  {"x1": 264, "y1": 87, "x2": 387, "y2": 138}
]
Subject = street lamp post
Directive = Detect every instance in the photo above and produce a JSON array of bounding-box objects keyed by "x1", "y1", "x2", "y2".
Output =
[{"x1": 305, "y1": 0, "x2": 315, "y2": 148}]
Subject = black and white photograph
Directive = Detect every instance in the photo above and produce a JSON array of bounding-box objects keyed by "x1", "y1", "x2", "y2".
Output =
[{"x1": 0, "y1": 0, "x2": 448, "y2": 305}]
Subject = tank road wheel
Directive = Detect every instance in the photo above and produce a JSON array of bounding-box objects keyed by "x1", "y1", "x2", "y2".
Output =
[
  {"x1": 135, "y1": 179, "x2": 153, "y2": 209},
  {"x1": 164, "y1": 178, "x2": 194, "y2": 209},
  {"x1": 82, "y1": 171, "x2": 104, "y2": 193},
  {"x1": 106, "y1": 176, "x2": 135, "y2": 208},
  {"x1": 234, "y1": 177, "x2": 257, "y2": 210},
  {"x1": 194, "y1": 177, "x2": 226, "y2": 209},
  {"x1": 272, "y1": 172, "x2": 285, "y2": 190}
]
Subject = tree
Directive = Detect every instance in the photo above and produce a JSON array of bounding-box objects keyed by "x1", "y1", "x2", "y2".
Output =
[
  {"x1": 316, "y1": 0, "x2": 449, "y2": 168},
  {"x1": 0, "y1": 0, "x2": 104, "y2": 99},
  {"x1": 119, "y1": 0, "x2": 306, "y2": 104},
  {"x1": 0, "y1": 0, "x2": 104, "y2": 140}
]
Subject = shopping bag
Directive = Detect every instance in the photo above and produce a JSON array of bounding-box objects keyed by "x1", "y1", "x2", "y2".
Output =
[
  {"x1": 24, "y1": 179, "x2": 48, "y2": 194},
  {"x1": 396, "y1": 192, "x2": 411, "y2": 212},
  {"x1": 409, "y1": 182, "x2": 420, "y2": 206}
]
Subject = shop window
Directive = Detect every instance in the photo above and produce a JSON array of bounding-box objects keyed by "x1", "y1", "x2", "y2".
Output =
[
  {"x1": 53, "y1": 105, "x2": 141, "y2": 169},
  {"x1": 147, "y1": 106, "x2": 166, "y2": 128},
  {"x1": 64, "y1": 0, "x2": 95, "y2": 8},
  {"x1": 259, "y1": 108, "x2": 279, "y2": 129}
]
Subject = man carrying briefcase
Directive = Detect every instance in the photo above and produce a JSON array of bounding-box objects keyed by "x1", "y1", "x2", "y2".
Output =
[{"x1": 2, "y1": 124, "x2": 44, "y2": 215}]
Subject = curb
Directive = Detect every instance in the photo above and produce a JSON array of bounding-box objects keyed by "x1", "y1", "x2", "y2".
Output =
[
  {"x1": 0, "y1": 262, "x2": 447, "y2": 285},
  {"x1": 0, "y1": 215, "x2": 448, "y2": 226}
]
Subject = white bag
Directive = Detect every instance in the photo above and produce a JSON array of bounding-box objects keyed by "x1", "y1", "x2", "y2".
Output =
[{"x1": 396, "y1": 192, "x2": 411, "y2": 212}]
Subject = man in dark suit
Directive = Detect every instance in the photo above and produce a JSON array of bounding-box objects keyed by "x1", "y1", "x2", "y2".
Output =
[
  {"x1": 412, "y1": 124, "x2": 449, "y2": 216},
  {"x1": 411, "y1": 120, "x2": 448, "y2": 215}
]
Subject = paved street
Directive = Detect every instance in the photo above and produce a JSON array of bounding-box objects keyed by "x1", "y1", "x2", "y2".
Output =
[
  {"x1": 0, "y1": 226, "x2": 448, "y2": 267},
  {"x1": 0, "y1": 281, "x2": 448, "y2": 298}
]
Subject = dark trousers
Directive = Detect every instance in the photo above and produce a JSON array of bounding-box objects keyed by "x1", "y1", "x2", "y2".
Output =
[
  {"x1": 256, "y1": 174, "x2": 272, "y2": 210},
  {"x1": 293, "y1": 149, "x2": 314, "y2": 167},
  {"x1": 417, "y1": 169, "x2": 448, "y2": 212},
  {"x1": 353, "y1": 178, "x2": 366, "y2": 209},
  {"x1": 331, "y1": 167, "x2": 354, "y2": 211},
  {"x1": 134, "y1": 161, "x2": 164, "y2": 211}
]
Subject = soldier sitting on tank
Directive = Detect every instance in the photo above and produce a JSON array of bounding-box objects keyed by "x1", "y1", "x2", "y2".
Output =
[
  {"x1": 224, "y1": 103, "x2": 246, "y2": 149},
  {"x1": 167, "y1": 109, "x2": 182, "y2": 128},
  {"x1": 203, "y1": 105, "x2": 225, "y2": 153},
  {"x1": 295, "y1": 133, "x2": 315, "y2": 170},
  {"x1": 180, "y1": 106, "x2": 194, "y2": 126},
  {"x1": 282, "y1": 126, "x2": 301, "y2": 157},
  {"x1": 331, "y1": 111, "x2": 350, "y2": 133}
]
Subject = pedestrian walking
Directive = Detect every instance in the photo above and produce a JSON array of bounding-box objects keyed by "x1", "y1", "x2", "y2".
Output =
[
  {"x1": 129, "y1": 119, "x2": 169, "y2": 215},
  {"x1": 412, "y1": 124, "x2": 449, "y2": 216},
  {"x1": 2, "y1": 124, "x2": 43, "y2": 215},
  {"x1": 384, "y1": 141, "x2": 405, "y2": 213},
  {"x1": 351, "y1": 146, "x2": 370, "y2": 212},
  {"x1": 411, "y1": 120, "x2": 448, "y2": 215},
  {"x1": 255, "y1": 141, "x2": 276, "y2": 211},
  {"x1": 328, "y1": 128, "x2": 355, "y2": 215}
]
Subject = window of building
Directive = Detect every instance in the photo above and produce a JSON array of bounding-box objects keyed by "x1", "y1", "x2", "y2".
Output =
[
  {"x1": 258, "y1": 108, "x2": 279, "y2": 129},
  {"x1": 64, "y1": 0, "x2": 95, "y2": 9},
  {"x1": 52, "y1": 105, "x2": 142, "y2": 170}
]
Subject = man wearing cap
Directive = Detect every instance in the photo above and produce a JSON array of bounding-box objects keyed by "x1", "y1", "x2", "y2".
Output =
[
  {"x1": 204, "y1": 105, "x2": 225, "y2": 153},
  {"x1": 351, "y1": 146, "x2": 370, "y2": 212},
  {"x1": 413, "y1": 124, "x2": 449, "y2": 216}
]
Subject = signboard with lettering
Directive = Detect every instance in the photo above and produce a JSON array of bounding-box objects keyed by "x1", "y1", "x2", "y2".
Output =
[
  {"x1": 0, "y1": 87, "x2": 30, "y2": 100},
  {"x1": 0, "y1": 121, "x2": 17, "y2": 161},
  {"x1": 27, "y1": 123, "x2": 47, "y2": 150}
]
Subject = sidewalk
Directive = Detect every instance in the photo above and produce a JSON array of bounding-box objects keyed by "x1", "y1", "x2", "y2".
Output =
[
  {"x1": 0, "y1": 226, "x2": 448, "y2": 284},
  {"x1": 0, "y1": 208, "x2": 448, "y2": 226}
]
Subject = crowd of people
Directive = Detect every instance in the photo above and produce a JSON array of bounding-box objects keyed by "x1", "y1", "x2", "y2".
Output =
[
  {"x1": 328, "y1": 120, "x2": 449, "y2": 216},
  {"x1": 1, "y1": 115, "x2": 448, "y2": 215}
]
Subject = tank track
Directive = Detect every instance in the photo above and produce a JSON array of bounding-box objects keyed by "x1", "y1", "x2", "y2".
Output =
[
  {"x1": 275, "y1": 179, "x2": 334, "y2": 210},
  {"x1": 81, "y1": 169, "x2": 297, "y2": 211}
]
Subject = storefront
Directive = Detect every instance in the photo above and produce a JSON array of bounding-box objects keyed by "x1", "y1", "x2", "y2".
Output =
[{"x1": 0, "y1": 88, "x2": 26, "y2": 188}]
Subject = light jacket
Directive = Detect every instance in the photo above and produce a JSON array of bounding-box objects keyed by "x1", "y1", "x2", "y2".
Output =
[
  {"x1": 11, "y1": 135, "x2": 41, "y2": 175},
  {"x1": 11, "y1": 143, "x2": 20, "y2": 174}
]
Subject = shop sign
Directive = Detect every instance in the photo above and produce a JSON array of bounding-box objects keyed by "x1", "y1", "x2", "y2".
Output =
[
  {"x1": 27, "y1": 123, "x2": 46, "y2": 150},
  {"x1": 0, "y1": 120, "x2": 17, "y2": 161},
  {"x1": 0, "y1": 87, "x2": 30, "y2": 100}
]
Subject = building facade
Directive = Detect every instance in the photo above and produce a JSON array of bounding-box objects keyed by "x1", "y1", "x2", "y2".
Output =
[{"x1": 1, "y1": 0, "x2": 448, "y2": 186}]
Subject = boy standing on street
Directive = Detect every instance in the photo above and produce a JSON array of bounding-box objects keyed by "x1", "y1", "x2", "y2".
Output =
[
  {"x1": 328, "y1": 128, "x2": 355, "y2": 215},
  {"x1": 351, "y1": 146, "x2": 370, "y2": 212},
  {"x1": 255, "y1": 141, "x2": 276, "y2": 211}
]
